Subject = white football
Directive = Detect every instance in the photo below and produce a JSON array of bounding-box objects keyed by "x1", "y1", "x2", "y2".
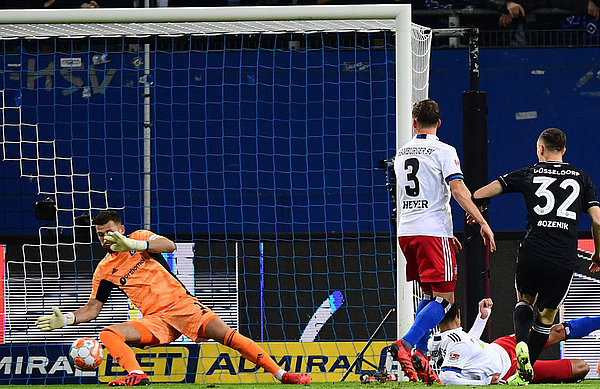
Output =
[{"x1": 68, "y1": 337, "x2": 103, "y2": 371}]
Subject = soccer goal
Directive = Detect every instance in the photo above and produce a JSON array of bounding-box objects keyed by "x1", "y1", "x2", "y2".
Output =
[{"x1": 0, "y1": 5, "x2": 430, "y2": 384}]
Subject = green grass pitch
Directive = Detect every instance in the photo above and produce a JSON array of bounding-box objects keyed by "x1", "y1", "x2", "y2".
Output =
[{"x1": 0, "y1": 382, "x2": 599, "y2": 389}]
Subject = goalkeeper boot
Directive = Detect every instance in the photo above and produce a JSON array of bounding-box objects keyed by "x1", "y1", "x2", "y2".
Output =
[
  {"x1": 389, "y1": 342, "x2": 419, "y2": 382},
  {"x1": 506, "y1": 372, "x2": 528, "y2": 386},
  {"x1": 281, "y1": 372, "x2": 312, "y2": 385},
  {"x1": 108, "y1": 372, "x2": 150, "y2": 386},
  {"x1": 412, "y1": 349, "x2": 441, "y2": 385},
  {"x1": 515, "y1": 341, "x2": 534, "y2": 382}
]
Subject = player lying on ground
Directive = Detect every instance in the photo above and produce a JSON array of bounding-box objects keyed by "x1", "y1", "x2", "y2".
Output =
[
  {"x1": 429, "y1": 298, "x2": 598, "y2": 385},
  {"x1": 36, "y1": 210, "x2": 311, "y2": 387}
]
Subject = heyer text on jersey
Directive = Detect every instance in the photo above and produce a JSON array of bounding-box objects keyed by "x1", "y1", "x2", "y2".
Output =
[{"x1": 402, "y1": 200, "x2": 429, "y2": 209}]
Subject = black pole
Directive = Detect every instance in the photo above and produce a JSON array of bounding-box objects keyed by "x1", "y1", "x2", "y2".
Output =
[
  {"x1": 462, "y1": 30, "x2": 490, "y2": 342},
  {"x1": 468, "y1": 33, "x2": 480, "y2": 90},
  {"x1": 340, "y1": 308, "x2": 395, "y2": 382},
  {"x1": 462, "y1": 90, "x2": 489, "y2": 340}
]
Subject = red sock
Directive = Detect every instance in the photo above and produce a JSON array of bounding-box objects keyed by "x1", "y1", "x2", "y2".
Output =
[
  {"x1": 99, "y1": 327, "x2": 143, "y2": 374},
  {"x1": 224, "y1": 329, "x2": 281, "y2": 376}
]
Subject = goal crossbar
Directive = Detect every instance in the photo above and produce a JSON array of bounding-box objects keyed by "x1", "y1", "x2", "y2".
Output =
[
  {"x1": 0, "y1": 20, "x2": 399, "y2": 39},
  {"x1": 0, "y1": 4, "x2": 410, "y2": 24},
  {"x1": 0, "y1": 5, "x2": 413, "y2": 39}
]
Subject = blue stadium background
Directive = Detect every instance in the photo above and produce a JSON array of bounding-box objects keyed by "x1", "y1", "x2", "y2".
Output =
[
  {"x1": 1, "y1": 46, "x2": 599, "y2": 236},
  {"x1": 1, "y1": 40, "x2": 600, "y2": 353}
]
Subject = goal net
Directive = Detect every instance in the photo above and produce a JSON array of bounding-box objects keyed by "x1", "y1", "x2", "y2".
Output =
[{"x1": 0, "y1": 5, "x2": 430, "y2": 384}]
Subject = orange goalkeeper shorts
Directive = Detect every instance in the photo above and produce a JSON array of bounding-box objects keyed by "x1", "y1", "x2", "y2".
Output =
[{"x1": 129, "y1": 295, "x2": 217, "y2": 345}]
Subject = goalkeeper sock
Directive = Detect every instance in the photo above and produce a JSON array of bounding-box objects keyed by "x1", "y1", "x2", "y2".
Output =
[
  {"x1": 99, "y1": 327, "x2": 143, "y2": 374},
  {"x1": 413, "y1": 295, "x2": 433, "y2": 353},
  {"x1": 402, "y1": 297, "x2": 450, "y2": 348},
  {"x1": 564, "y1": 316, "x2": 600, "y2": 339},
  {"x1": 223, "y1": 329, "x2": 284, "y2": 380}
]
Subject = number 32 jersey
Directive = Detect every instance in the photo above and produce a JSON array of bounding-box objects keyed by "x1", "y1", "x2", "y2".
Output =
[
  {"x1": 499, "y1": 161, "x2": 599, "y2": 270},
  {"x1": 394, "y1": 134, "x2": 463, "y2": 238}
]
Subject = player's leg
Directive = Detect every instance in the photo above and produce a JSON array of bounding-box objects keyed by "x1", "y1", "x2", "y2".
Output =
[
  {"x1": 398, "y1": 237, "x2": 455, "y2": 350},
  {"x1": 528, "y1": 264, "x2": 573, "y2": 366},
  {"x1": 99, "y1": 322, "x2": 158, "y2": 386},
  {"x1": 513, "y1": 253, "x2": 537, "y2": 344},
  {"x1": 390, "y1": 236, "x2": 454, "y2": 383},
  {"x1": 571, "y1": 359, "x2": 591, "y2": 381},
  {"x1": 513, "y1": 253, "x2": 538, "y2": 382},
  {"x1": 388, "y1": 236, "x2": 421, "y2": 381},
  {"x1": 531, "y1": 358, "x2": 589, "y2": 383},
  {"x1": 410, "y1": 285, "x2": 452, "y2": 385},
  {"x1": 561, "y1": 316, "x2": 600, "y2": 341},
  {"x1": 203, "y1": 315, "x2": 311, "y2": 385},
  {"x1": 415, "y1": 233, "x2": 457, "y2": 355},
  {"x1": 412, "y1": 292, "x2": 433, "y2": 354},
  {"x1": 513, "y1": 297, "x2": 535, "y2": 344},
  {"x1": 540, "y1": 315, "x2": 600, "y2": 349}
]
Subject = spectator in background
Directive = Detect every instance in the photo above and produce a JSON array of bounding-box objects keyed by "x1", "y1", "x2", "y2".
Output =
[
  {"x1": 0, "y1": 0, "x2": 133, "y2": 7},
  {"x1": 487, "y1": 0, "x2": 599, "y2": 27},
  {"x1": 153, "y1": 0, "x2": 227, "y2": 6}
]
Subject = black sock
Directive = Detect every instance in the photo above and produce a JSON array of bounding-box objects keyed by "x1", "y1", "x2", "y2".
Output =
[
  {"x1": 529, "y1": 318, "x2": 552, "y2": 365},
  {"x1": 513, "y1": 301, "x2": 534, "y2": 343}
]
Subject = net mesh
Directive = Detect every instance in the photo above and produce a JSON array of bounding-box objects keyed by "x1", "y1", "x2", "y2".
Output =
[{"x1": 0, "y1": 19, "x2": 431, "y2": 383}]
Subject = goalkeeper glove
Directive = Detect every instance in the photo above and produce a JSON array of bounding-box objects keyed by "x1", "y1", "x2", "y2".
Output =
[
  {"x1": 36, "y1": 306, "x2": 75, "y2": 331},
  {"x1": 104, "y1": 231, "x2": 149, "y2": 252}
]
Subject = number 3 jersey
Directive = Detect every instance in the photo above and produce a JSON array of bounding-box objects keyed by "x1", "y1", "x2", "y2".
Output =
[
  {"x1": 499, "y1": 161, "x2": 599, "y2": 270},
  {"x1": 394, "y1": 134, "x2": 463, "y2": 237}
]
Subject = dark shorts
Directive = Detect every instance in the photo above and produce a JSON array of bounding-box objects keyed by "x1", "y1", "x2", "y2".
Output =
[{"x1": 515, "y1": 252, "x2": 573, "y2": 309}]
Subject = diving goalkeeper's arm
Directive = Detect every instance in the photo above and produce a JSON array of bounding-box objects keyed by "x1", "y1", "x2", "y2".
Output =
[
  {"x1": 103, "y1": 231, "x2": 175, "y2": 253},
  {"x1": 36, "y1": 299, "x2": 104, "y2": 331}
]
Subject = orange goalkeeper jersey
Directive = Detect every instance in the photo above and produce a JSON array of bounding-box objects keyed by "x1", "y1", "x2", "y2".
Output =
[{"x1": 91, "y1": 230, "x2": 189, "y2": 315}]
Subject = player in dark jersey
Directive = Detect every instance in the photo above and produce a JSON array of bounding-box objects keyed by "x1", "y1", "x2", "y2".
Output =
[{"x1": 470, "y1": 128, "x2": 600, "y2": 383}]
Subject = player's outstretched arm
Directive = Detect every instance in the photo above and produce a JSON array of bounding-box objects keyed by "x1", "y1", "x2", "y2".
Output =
[
  {"x1": 36, "y1": 299, "x2": 104, "y2": 331},
  {"x1": 473, "y1": 180, "x2": 503, "y2": 206},
  {"x1": 36, "y1": 307, "x2": 75, "y2": 331},
  {"x1": 449, "y1": 178, "x2": 496, "y2": 252},
  {"x1": 74, "y1": 298, "x2": 104, "y2": 323},
  {"x1": 468, "y1": 299, "x2": 493, "y2": 339},
  {"x1": 104, "y1": 231, "x2": 175, "y2": 253}
]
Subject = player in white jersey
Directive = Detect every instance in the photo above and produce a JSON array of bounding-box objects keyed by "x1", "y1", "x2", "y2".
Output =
[
  {"x1": 430, "y1": 298, "x2": 592, "y2": 385},
  {"x1": 389, "y1": 99, "x2": 496, "y2": 384}
]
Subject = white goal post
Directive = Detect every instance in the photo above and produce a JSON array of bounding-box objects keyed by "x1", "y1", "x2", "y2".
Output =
[{"x1": 0, "y1": 4, "x2": 425, "y2": 341}]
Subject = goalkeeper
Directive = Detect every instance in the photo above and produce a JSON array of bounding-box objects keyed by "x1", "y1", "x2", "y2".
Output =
[{"x1": 36, "y1": 210, "x2": 311, "y2": 387}]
